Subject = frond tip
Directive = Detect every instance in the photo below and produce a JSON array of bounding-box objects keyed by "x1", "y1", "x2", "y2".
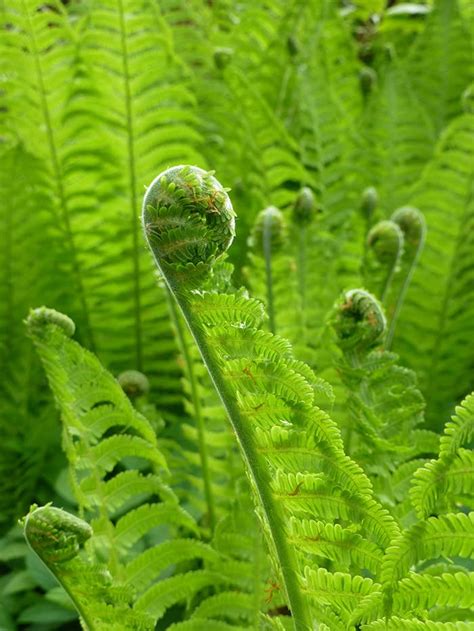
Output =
[
  {"x1": 23, "y1": 505, "x2": 92, "y2": 564},
  {"x1": 117, "y1": 370, "x2": 150, "y2": 398},
  {"x1": 292, "y1": 187, "x2": 317, "y2": 226},
  {"x1": 142, "y1": 165, "x2": 236, "y2": 278},
  {"x1": 367, "y1": 221, "x2": 404, "y2": 266},
  {"x1": 332, "y1": 289, "x2": 386, "y2": 352},
  {"x1": 26, "y1": 306, "x2": 75, "y2": 338}
]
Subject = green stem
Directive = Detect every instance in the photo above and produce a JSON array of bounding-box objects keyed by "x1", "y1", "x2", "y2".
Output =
[
  {"x1": 386, "y1": 236, "x2": 424, "y2": 349},
  {"x1": 263, "y1": 212, "x2": 276, "y2": 334},
  {"x1": 117, "y1": 0, "x2": 143, "y2": 370},
  {"x1": 165, "y1": 279, "x2": 312, "y2": 631},
  {"x1": 380, "y1": 256, "x2": 398, "y2": 305},
  {"x1": 166, "y1": 292, "x2": 217, "y2": 533}
]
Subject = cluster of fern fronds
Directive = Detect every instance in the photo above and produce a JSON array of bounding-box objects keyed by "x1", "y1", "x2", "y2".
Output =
[{"x1": 0, "y1": 0, "x2": 473, "y2": 629}]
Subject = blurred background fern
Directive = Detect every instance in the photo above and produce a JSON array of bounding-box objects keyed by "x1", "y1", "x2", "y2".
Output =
[{"x1": 0, "y1": 0, "x2": 473, "y2": 628}]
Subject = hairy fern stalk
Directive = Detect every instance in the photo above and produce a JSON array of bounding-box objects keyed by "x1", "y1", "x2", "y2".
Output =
[{"x1": 1, "y1": 0, "x2": 473, "y2": 628}]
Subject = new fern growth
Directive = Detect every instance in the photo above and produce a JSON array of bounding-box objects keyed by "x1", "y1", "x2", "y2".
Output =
[{"x1": 143, "y1": 166, "x2": 399, "y2": 630}]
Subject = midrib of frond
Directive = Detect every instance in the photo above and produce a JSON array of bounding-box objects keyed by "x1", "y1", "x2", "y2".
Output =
[
  {"x1": 117, "y1": 0, "x2": 143, "y2": 370},
  {"x1": 425, "y1": 183, "x2": 473, "y2": 401},
  {"x1": 166, "y1": 292, "x2": 217, "y2": 532},
  {"x1": 174, "y1": 294, "x2": 313, "y2": 631},
  {"x1": 22, "y1": 0, "x2": 95, "y2": 350}
]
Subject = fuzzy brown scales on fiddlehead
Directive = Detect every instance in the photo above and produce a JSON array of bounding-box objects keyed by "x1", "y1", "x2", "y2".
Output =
[
  {"x1": 367, "y1": 220, "x2": 404, "y2": 266},
  {"x1": 333, "y1": 289, "x2": 386, "y2": 353},
  {"x1": 23, "y1": 505, "x2": 92, "y2": 565},
  {"x1": 142, "y1": 166, "x2": 235, "y2": 286},
  {"x1": 26, "y1": 306, "x2": 75, "y2": 338}
]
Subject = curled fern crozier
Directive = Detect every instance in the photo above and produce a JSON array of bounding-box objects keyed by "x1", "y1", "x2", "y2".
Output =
[
  {"x1": 142, "y1": 165, "x2": 235, "y2": 286},
  {"x1": 333, "y1": 289, "x2": 386, "y2": 352}
]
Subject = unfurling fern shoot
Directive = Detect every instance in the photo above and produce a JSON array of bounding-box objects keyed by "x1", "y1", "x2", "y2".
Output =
[
  {"x1": 292, "y1": 187, "x2": 317, "y2": 317},
  {"x1": 142, "y1": 165, "x2": 235, "y2": 288},
  {"x1": 386, "y1": 206, "x2": 426, "y2": 348},
  {"x1": 249, "y1": 205, "x2": 286, "y2": 333},
  {"x1": 366, "y1": 220, "x2": 404, "y2": 303},
  {"x1": 142, "y1": 166, "x2": 313, "y2": 630}
]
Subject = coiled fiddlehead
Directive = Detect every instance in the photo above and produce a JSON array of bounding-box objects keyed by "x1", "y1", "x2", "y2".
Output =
[
  {"x1": 26, "y1": 306, "x2": 75, "y2": 338},
  {"x1": 292, "y1": 187, "x2": 317, "y2": 227},
  {"x1": 386, "y1": 206, "x2": 426, "y2": 348},
  {"x1": 24, "y1": 505, "x2": 92, "y2": 565},
  {"x1": 117, "y1": 370, "x2": 150, "y2": 398},
  {"x1": 360, "y1": 186, "x2": 378, "y2": 223},
  {"x1": 366, "y1": 220, "x2": 404, "y2": 302},
  {"x1": 142, "y1": 165, "x2": 235, "y2": 288},
  {"x1": 249, "y1": 206, "x2": 286, "y2": 333},
  {"x1": 332, "y1": 289, "x2": 386, "y2": 355}
]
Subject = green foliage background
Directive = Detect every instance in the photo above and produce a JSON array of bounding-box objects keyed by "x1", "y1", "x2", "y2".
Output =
[{"x1": 0, "y1": 0, "x2": 473, "y2": 629}]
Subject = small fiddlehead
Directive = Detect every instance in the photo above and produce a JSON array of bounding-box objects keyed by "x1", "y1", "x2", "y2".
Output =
[
  {"x1": 386, "y1": 206, "x2": 426, "y2": 348},
  {"x1": 360, "y1": 186, "x2": 378, "y2": 228},
  {"x1": 23, "y1": 504, "x2": 92, "y2": 565},
  {"x1": 366, "y1": 220, "x2": 404, "y2": 302},
  {"x1": 27, "y1": 306, "x2": 76, "y2": 338},
  {"x1": 291, "y1": 187, "x2": 317, "y2": 346},
  {"x1": 249, "y1": 206, "x2": 286, "y2": 333},
  {"x1": 22, "y1": 505, "x2": 154, "y2": 631},
  {"x1": 117, "y1": 370, "x2": 150, "y2": 398},
  {"x1": 332, "y1": 289, "x2": 386, "y2": 357}
]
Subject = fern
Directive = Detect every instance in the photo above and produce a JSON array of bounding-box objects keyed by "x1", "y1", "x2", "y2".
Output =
[
  {"x1": 25, "y1": 306, "x2": 240, "y2": 627},
  {"x1": 392, "y1": 113, "x2": 474, "y2": 428},
  {"x1": 142, "y1": 165, "x2": 404, "y2": 629}
]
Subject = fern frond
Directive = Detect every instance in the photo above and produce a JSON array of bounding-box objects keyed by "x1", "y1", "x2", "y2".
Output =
[
  {"x1": 142, "y1": 165, "x2": 400, "y2": 629},
  {"x1": 392, "y1": 113, "x2": 474, "y2": 428},
  {"x1": 410, "y1": 392, "x2": 474, "y2": 518},
  {"x1": 302, "y1": 567, "x2": 381, "y2": 623},
  {"x1": 381, "y1": 512, "x2": 474, "y2": 588},
  {"x1": 363, "y1": 617, "x2": 474, "y2": 630},
  {"x1": 393, "y1": 571, "x2": 474, "y2": 613}
]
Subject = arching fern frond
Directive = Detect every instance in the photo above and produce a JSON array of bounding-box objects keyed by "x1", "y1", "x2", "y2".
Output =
[
  {"x1": 142, "y1": 165, "x2": 400, "y2": 629},
  {"x1": 392, "y1": 113, "x2": 474, "y2": 428},
  {"x1": 26, "y1": 307, "x2": 241, "y2": 626}
]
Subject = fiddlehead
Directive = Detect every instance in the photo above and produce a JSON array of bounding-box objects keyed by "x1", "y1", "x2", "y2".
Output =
[
  {"x1": 366, "y1": 220, "x2": 404, "y2": 302},
  {"x1": 360, "y1": 186, "x2": 378, "y2": 227},
  {"x1": 27, "y1": 306, "x2": 75, "y2": 338},
  {"x1": 249, "y1": 206, "x2": 287, "y2": 334},
  {"x1": 143, "y1": 166, "x2": 311, "y2": 629},
  {"x1": 331, "y1": 289, "x2": 428, "y2": 483},
  {"x1": 292, "y1": 187, "x2": 317, "y2": 226},
  {"x1": 22, "y1": 505, "x2": 154, "y2": 630},
  {"x1": 117, "y1": 370, "x2": 150, "y2": 398},
  {"x1": 332, "y1": 289, "x2": 386, "y2": 356},
  {"x1": 24, "y1": 505, "x2": 92, "y2": 565},
  {"x1": 142, "y1": 165, "x2": 235, "y2": 288},
  {"x1": 386, "y1": 206, "x2": 426, "y2": 348}
]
